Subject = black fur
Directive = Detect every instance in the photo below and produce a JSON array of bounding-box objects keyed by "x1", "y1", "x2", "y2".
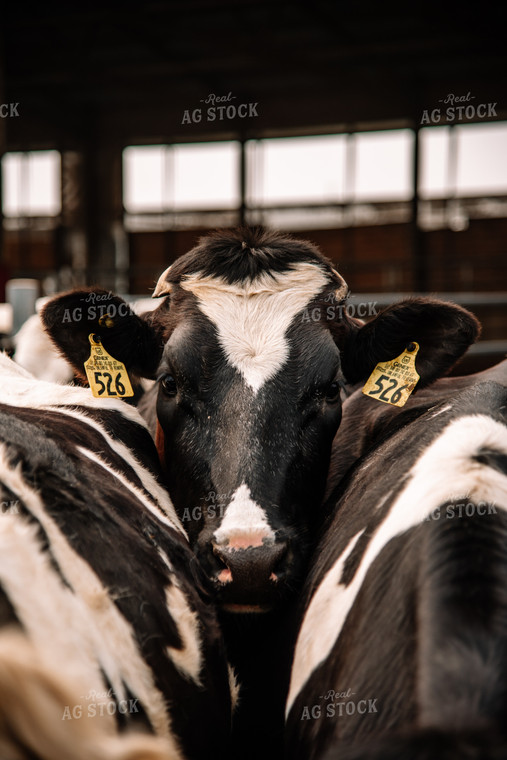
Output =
[{"x1": 164, "y1": 227, "x2": 341, "y2": 285}]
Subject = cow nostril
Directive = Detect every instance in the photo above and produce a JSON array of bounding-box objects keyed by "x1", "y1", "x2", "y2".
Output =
[
  {"x1": 212, "y1": 544, "x2": 236, "y2": 584},
  {"x1": 217, "y1": 567, "x2": 233, "y2": 584},
  {"x1": 212, "y1": 543, "x2": 230, "y2": 569},
  {"x1": 270, "y1": 543, "x2": 289, "y2": 581}
]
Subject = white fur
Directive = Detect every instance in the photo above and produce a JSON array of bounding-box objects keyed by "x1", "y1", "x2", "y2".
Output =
[
  {"x1": 213, "y1": 484, "x2": 275, "y2": 546},
  {"x1": 14, "y1": 314, "x2": 75, "y2": 384},
  {"x1": 156, "y1": 548, "x2": 203, "y2": 685},
  {"x1": 178, "y1": 264, "x2": 330, "y2": 392},
  {"x1": 286, "y1": 413, "x2": 507, "y2": 717},
  {"x1": 428, "y1": 404, "x2": 452, "y2": 419},
  {"x1": 153, "y1": 267, "x2": 172, "y2": 297},
  {"x1": 285, "y1": 531, "x2": 363, "y2": 716},
  {"x1": 164, "y1": 584, "x2": 202, "y2": 686},
  {"x1": 0, "y1": 352, "x2": 143, "y2": 419},
  {"x1": 228, "y1": 664, "x2": 241, "y2": 713}
]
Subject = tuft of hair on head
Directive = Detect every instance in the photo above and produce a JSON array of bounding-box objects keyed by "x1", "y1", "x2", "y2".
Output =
[{"x1": 161, "y1": 226, "x2": 344, "y2": 288}]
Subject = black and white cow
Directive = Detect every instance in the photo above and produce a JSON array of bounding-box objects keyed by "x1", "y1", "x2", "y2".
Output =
[
  {"x1": 40, "y1": 227, "x2": 481, "y2": 615},
  {"x1": 285, "y1": 374, "x2": 507, "y2": 759},
  {"x1": 0, "y1": 354, "x2": 233, "y2": 760},
  {"x1": 40, "y1": 227, "x2": 482, "y2": 760}
]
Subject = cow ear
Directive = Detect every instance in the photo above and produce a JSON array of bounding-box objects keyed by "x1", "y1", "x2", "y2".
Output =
[
  {"x1": 41, "y1": 290, "x2": 164, "y2": 382},
  {"x1": 340, "y1": 298, "x2": 481, "y2": 388}
]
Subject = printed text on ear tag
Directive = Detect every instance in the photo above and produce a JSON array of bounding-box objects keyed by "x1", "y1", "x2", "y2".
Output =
[
  {"x1": 84, "y1": 334, "x2": 134, "y2": 398},
  {"x1": 362, "y1": 342, "x2": 420, "y2": 407}
]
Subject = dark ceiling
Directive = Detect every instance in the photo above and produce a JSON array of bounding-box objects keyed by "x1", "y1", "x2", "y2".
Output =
[{"x1": 2, "y1": 2, "x2": 507, "y2": 150}]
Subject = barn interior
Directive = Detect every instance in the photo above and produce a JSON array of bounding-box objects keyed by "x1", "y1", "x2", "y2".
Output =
[{"x1": 0, "y1": 2, "x2": 506, "y2": 370}]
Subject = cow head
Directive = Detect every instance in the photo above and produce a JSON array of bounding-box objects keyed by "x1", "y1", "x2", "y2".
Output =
[{"x1": 41, "y1": 228, "x2": 480, "y2": 613}]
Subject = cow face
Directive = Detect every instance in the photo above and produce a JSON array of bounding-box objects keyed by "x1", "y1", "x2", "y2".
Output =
[
  {"x1": 152, "y1": 274, "x2": 348, "y2": 612},
  {"x1": 146, "y1": 232, "x2": 353, "y2": 613},
  {"x1": 42, "y1": 228, "x2": 480, "y2": 613}
]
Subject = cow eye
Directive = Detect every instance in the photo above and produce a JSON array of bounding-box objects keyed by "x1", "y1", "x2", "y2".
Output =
[
  {"x1": 325, "y1": 380, "x2": 341, "y2": 403},
  {"x1": 161, "y1": 374, "x2": 177, "y2": 396}
]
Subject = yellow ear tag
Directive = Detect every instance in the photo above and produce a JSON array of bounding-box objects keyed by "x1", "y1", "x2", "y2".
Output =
[
  {"x1": 84, "y1": 334, "x2": 134, "y2": 398},
  {"x1": 362, "y1": 342, "x2": 420, "y2": 407}
]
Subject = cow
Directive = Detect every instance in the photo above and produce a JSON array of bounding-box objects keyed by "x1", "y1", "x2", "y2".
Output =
[
  {"x1": 40, "y1": 226, "x2": 481, "y2": 760},
  {"x1": 40, "y1": 227, "x2": 481, "y2": 614},
  {"x1": 285, "y1": 376, "x2": 507, "y2": 759},
  {"x1": 0, "y1": 353, "x2": 234, "y2": 760}
]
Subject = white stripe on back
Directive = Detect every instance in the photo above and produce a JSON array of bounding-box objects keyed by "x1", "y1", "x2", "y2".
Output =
[{"x1": 286, "y1": 413, "x2": 507, "y2": 717}]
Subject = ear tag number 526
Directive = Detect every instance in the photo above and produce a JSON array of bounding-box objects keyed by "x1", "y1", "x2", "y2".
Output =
[
  {"x1": 84, "y1": 334, "x2": 134, "y2": 398},
  {"x1": 362, "y1": 342, "x2": 420, "y2": 407}
]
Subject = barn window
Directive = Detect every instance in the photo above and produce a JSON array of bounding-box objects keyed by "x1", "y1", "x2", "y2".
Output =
[
  {"x1": 123, "y1": 145, "x2": 166, "y2": 213},
  {"x1": 171, "y1": 142, "x2": 240, "y2": 209},
  {"x1": 123, "y1": 141, "x2": 240, "y2": 215},
  {"x1": 122, "y1": 124, "x2": 507, "y2": 231},
  {"x1": 351, "y1": 129, "x2": 414, "y2": 202},
  {"x1": 245, "y1": 130, "x2": 414, "y2": 228},
  {"x1": 419, "y1": 122, "x2": 507, "y2": 198},
  {"x1": 246, "y1": 135, "x2": 347, "y2": 205},
  {"x1": 1, "y1": 150, "x2": 61, "y2": 217},
  {"x1": 418, "y1": 121, "x2": 507, "y2": 231},
  {"x1": 454, "y1": 122, "x2": 507, "y2": 196},
  {"x1": 418, "y1": 127, "x2": 452, "y2": 199}
]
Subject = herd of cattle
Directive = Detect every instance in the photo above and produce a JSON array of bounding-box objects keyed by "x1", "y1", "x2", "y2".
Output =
[{"x1": 0, "y1": 226, "x2": 505, "y2": 759}]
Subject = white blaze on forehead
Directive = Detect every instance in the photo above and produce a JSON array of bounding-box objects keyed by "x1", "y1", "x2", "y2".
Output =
[
  {"x1": 286, "y1": 413, "x2": 507, "y2": 718},
  {"x1": 179, "y1": 263, "x2": 331, "y2": 393},
  {"x1": 213, "y1": 484, "x2": 275, "y2": 547}
]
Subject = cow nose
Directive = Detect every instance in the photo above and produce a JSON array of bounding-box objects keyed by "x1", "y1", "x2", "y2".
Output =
[{"x1": 212, "y1": 539, "x2": 289, "y2": 588}]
